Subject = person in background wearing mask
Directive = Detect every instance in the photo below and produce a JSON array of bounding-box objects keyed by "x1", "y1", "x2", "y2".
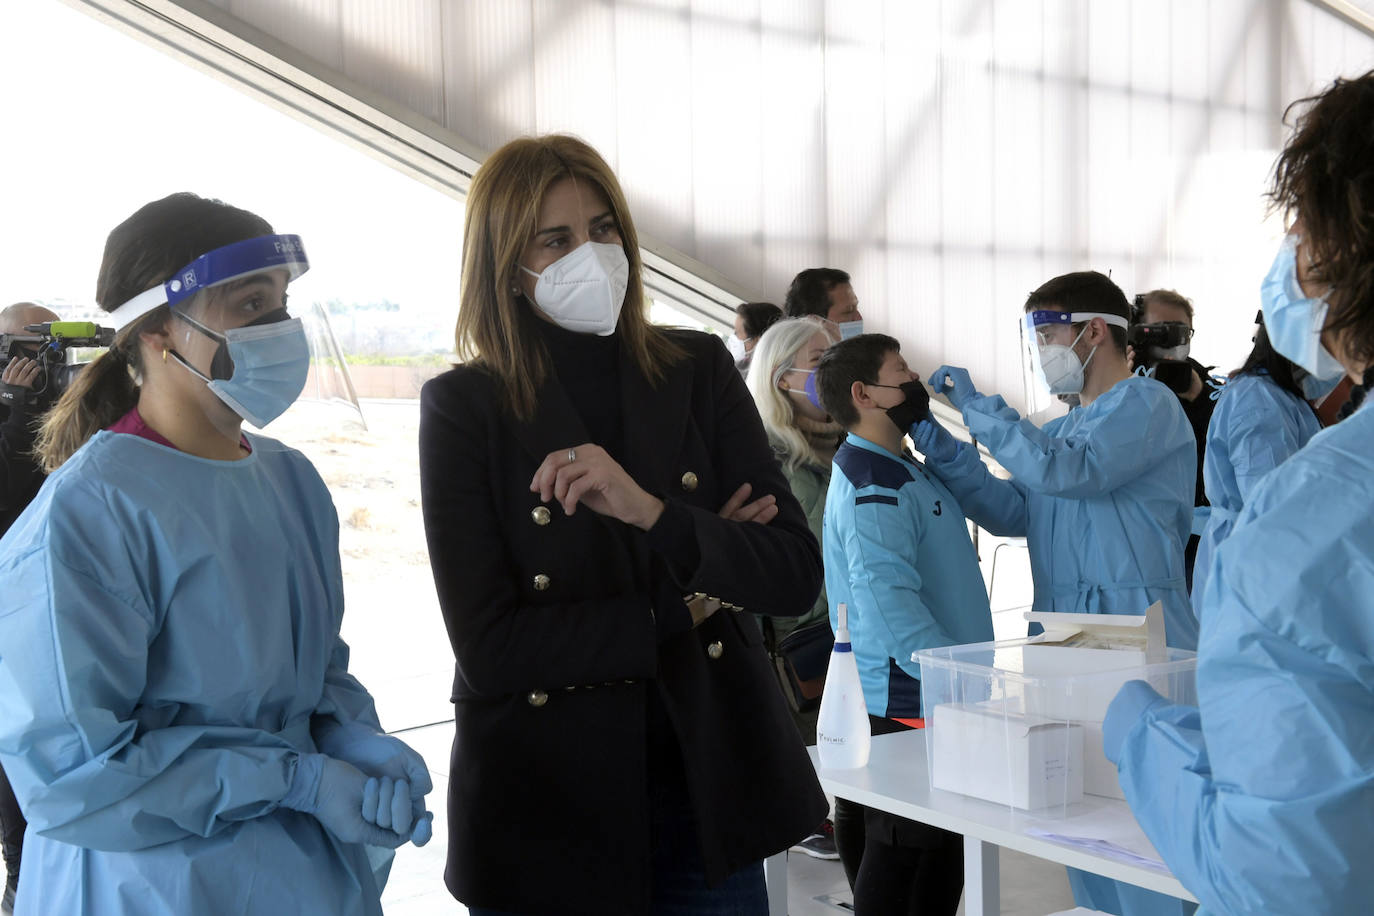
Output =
[
  {"x1": 419, "y1": 134, "x2": 827, "y2": 915},
  {"x1": 784, "y1": 267, "x2": 864, "y2": 339},
  {"x1": 0, "y1": 193, "x2": 432, "y2": 916},
  {"x1": 745, "y1": 316, "x2": 844, "y2": 862},
  {"x1": 919, "y1": 272, "x2": 1196, "y2": 916},
  {"x1": 727, "y1": 301, "x2": 782, "y2": 376},
  {"x1": 1129, "y1": 289, "x2": 1216, "y2": 592},
  {"x1": 1103, "y1": 71, "x2": 1374, "y2": 916},
  {"x1": 0, "y1": 301, "x2": 60, "y2": 914},
  {"x1": 815, "y1": 334, "x2": 993, "y2": 914},
  {"x1": 1188, "y1": 315, "x2": 1320, "y2": 623}
]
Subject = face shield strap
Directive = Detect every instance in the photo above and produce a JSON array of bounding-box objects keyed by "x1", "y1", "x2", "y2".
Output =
[{"x1": 106, "y1": 234, "x2": 309, "y2": 331}]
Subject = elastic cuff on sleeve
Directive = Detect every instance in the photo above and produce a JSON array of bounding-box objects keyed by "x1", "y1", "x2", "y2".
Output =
[
  {"x1": 279, "y1": 752, "x2": 324, "y2": 812},
  {"x1": 1103, "y1": 679, "x2": 1167, "y2": 765}
]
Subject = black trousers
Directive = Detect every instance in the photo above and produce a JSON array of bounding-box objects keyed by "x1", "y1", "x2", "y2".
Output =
[
  {"x1": 832, "y1": 717, "x2": 963, "y2": 916},
  {"x1": 0, "y1": 760, "x2": 24, "y2": 891}
]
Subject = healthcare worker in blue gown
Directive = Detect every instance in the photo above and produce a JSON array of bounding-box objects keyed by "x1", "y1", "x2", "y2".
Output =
[
  {"x1": 1104, "y1": 71, "x2": 1374, "y2": 916},
  {"x1": 0, "y1": 193, "x2": 432, "y2": 916},
  {"x1": 915, "y1": 271, "x2": 1197, "y2": 916},
  {"x1": 1189, "y1": 318, "x2": 1322, "y2": 622}
]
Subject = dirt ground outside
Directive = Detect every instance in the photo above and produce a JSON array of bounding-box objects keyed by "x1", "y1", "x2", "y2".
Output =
[{"x1": 266, "y1": 398, "x2": 455, "y2": 733}]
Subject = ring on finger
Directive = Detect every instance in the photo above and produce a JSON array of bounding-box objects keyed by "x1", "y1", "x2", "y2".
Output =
[{"x1": 567, "y1": 448, "x2": 577, "y2": 463}]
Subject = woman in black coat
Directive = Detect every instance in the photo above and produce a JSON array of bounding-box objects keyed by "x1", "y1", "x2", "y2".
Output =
[{"x1": 419, "y1": 134, "x2": 828, "y2": 915}]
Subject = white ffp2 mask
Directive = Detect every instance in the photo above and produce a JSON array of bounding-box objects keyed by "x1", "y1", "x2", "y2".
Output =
[{"x1": 522, "y1": 241, "x2": 629, "y2": 336}]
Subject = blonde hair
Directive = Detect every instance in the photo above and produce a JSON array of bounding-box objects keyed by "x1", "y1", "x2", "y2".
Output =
[
  {"x1": 745, "y1": 317, "x2": 830, "y2": 472},
  {"x1": 455, "y1": 134, "x2": 683, "y2": 419}
]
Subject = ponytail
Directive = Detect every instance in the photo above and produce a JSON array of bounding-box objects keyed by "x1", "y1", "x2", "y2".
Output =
[{"x1": 34, "y1": 320, "x2": 151, "y2": 473}]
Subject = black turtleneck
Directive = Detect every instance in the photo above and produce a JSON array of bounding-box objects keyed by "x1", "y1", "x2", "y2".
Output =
[{"x1": 532, "y1": 317, "x2": 624, "y2": 460}]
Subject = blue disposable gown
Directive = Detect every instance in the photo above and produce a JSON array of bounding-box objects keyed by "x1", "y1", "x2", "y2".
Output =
[
  {"x1": 1105, "y1": 401, "x2": 1374, "y2": 916},
  {"x1": 0, "y1": 431, "x2": 388, "y2": 916},
  {"x1": 925, "y1": 376, "x2": 1197, "y2": 916},
  {"x1": 1190, "y1": 373, "x2": 1320, "y2": 620},
  {"x1": 926, "y1": 376, "x2": 1198, "y2": 651}
]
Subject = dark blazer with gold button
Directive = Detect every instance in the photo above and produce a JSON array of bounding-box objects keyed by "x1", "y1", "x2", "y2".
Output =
[{"x1": 419, "y1": 329, "x2": 828, "y2": 915}]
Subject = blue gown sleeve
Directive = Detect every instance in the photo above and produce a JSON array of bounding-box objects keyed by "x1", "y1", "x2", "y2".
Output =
[
  {"x1": 922, "y1": 435, "x2": 1029, "y2": 537},
  {"x1": 962, "y1": 386, "x2": 1190, "y2": 500},
  {"x1": 0, "y1": 542, "x2": 300, "y2": 853},
  {"x1": 839, "y1": 496, "x2": 953, "y2": 679},
  {"x1": 1225, "y1": 405, "x2": 1303, "y2": 505},
  {"x1": 313, "y1": 636, "x2": 384, "y2": 733},
  {"x1": 1106, "y1": 556, "x2": 1374, "y2": 914},
  {"x1": 309, "y1": 530, "x2": 384, "y2": 734}
]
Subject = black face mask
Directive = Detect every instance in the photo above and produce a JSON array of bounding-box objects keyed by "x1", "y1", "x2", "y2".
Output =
[{"x1": 873, "y1": 380, "x2": 931, "y2": 432}]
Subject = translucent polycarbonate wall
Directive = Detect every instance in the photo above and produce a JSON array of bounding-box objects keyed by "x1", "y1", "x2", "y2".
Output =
[{"x1": 176, "y1": 0, "x2": 1374, "y2": 405}]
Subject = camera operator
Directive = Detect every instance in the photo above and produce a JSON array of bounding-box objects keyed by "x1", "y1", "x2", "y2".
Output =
[
  {"x1": 0, "y1": 301, "x2": 60, "y2": 913},
  {"x1": 1129, "y1": 289, "x2": 1215, "y2": 591},
  {"x1": 0, "y1": 302, "x2": 60, "y2": 533}
]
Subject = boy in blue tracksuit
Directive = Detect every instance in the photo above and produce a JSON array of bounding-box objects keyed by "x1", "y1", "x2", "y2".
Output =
[{"x1": 815, "y1": 333, "x2": 993, "y2": 916}]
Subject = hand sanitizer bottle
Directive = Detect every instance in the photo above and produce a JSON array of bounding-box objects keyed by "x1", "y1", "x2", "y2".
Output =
[{"x1": 816, "y1": 603, "x2": 871, "y2": 769}]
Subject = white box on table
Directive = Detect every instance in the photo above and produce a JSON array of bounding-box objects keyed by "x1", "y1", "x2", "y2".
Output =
[
  {"x1": 930, "y1": 702, "x2": 1083, "y2": 810},
  {"x1": 914, "y1": 603, "x2": 1196, "y2": 813}
]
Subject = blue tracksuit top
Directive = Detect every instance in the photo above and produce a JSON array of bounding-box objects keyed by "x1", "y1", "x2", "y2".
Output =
[{"x1": 823, "y1": 433, "x2": 994, "y2": 718}]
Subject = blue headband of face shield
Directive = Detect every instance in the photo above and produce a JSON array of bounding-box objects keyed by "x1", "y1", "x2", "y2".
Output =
[{"x1": 106, "y1": 234, "x2": 310, "y2": 331}]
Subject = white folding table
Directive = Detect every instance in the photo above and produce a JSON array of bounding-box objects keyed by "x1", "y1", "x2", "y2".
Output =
[{"x1": 805, "y1": 731, "x2": 1197, "y2": 916}]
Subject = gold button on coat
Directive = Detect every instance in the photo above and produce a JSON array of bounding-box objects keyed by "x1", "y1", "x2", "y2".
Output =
[
  {"x1": 707, "y1": 640, "x2": 724, "y2": 659},
  {"x1": 533, "y1": 574, "x2": 551, "y2": 591},
  {"x1": 527, "y1": 689, "x2": 548, "y2": 707},
  {"x1": 681, "y1": 471, "x2": 699, "y2": 492},
  {"x1": 531, "y1": 506, "x2": 551, "y2": 526}
]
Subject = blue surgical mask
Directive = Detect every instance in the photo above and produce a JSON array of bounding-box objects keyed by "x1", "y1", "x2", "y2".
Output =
[
  {"x1": 171, "y1": 312, "x2": 310, "y2": 428},
  {"x1": 837, "y1": 319, "x2": 864, "y2": 340},
  {"x1": 1292, "y1": 365, "x2": 1342, "y2": 402},
  {"x1": 1260, "y1": 235, "x2": 1347, "y2": 386}
]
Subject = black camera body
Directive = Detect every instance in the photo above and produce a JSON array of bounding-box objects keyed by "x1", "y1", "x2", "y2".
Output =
[
  {"x1": 0, "y1": 321, "x2": 114, "y2": 413},
  {"x1": 1126, "y1": 322, "x2": 1191, "y2": 354},
  {"x1": 1126, "y1": 321, "x2": 1196, "y2": 394}
]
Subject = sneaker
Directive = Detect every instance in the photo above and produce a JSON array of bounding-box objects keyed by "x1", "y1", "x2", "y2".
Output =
[{"x1": 789, "y1": 820, "x2": 840, "y2": 860}]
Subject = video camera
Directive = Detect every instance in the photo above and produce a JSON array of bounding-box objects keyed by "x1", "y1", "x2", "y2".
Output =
[
  {"x1": 1, "y1": 321, "x2": 115, "y2": 412},
  {"x1": 1126, "y1": 321, "x2": 1195, "y2": 394}
]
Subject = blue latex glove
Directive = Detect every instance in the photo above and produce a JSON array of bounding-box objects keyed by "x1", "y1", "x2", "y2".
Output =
[
  {"x1": 360, "y1": 776, "x2": 435, "y2": 845},
  {"x1": 928, "y1": 365, "x2": 980, "y2": 412},
  {"x1": 913, "y1": 419, "x2": 961, "y2": 463},
  {"x1": 281, "y1": 753, "x2": 409, "y2": 849},
  {"x1": 315, "y1": 722, "x2": 433, "y2": 844}
]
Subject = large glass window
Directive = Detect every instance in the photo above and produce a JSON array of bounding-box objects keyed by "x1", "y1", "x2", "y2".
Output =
[{"x1": 1, "y1": 0, "x2": 463, "y2": 732}]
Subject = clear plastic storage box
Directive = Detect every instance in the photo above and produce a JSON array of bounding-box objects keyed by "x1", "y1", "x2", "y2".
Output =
[{"x1": 911, "y1": 604, "x2": 1197, "y2": 817}]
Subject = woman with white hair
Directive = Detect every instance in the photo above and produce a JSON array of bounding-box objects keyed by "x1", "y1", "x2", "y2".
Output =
[
  {"x1": 746, "y1": 317, "x2": 842, "y2": 651},
  {"x1": 745, "y1": 316, "x2": 845, "y2": 863}
]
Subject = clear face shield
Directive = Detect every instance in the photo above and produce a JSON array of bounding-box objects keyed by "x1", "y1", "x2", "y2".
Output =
[
  {"x1": 1020, "y1": 309, "x2": 1129, "y2": 422},
  {"x1": 107, "y1": 235, "x2": 363, "y2": 437}
]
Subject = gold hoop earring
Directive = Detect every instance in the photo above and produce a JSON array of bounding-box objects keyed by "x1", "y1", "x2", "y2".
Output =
[{"x1": 162, "y1": 349, "x2": 168, "y2": 363}]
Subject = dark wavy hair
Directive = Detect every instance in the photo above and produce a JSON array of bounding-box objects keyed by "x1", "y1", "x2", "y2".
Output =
[{"x1": 1269, "y1": 71, "x2": 1374, "y2": 369}]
